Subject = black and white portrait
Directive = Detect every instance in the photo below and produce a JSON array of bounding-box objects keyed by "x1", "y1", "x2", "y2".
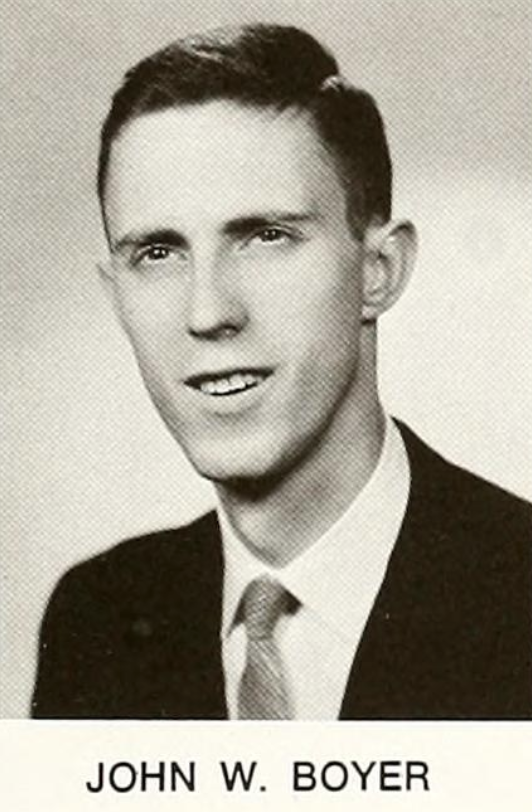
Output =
[{"x1": 1, "y1": 0, "x2": 531, "y2": 722}]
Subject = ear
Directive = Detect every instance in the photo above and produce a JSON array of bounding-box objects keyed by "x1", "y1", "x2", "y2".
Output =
[{"x1": 361, "y1": 219, "x2": 417, "y2": 322}]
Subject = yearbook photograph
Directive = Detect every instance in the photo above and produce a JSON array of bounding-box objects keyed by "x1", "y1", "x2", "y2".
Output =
[{"x1": 2, "y1": 0, "x2": 531, "y2": 723}]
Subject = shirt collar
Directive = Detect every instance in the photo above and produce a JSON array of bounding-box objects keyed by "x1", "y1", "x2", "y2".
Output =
[{"x1": 219, "y1": 416, "x2": 410, "y2": 641}]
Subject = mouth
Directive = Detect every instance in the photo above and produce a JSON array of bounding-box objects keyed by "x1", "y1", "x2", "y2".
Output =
[{"x1": 184, "y1": 368, "x2": 273, "y2": 397}]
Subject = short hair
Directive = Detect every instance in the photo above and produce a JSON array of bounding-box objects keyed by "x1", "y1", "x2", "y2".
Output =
[{"x1": 97, "y1": 24, "x2": 392, "y2": 235}]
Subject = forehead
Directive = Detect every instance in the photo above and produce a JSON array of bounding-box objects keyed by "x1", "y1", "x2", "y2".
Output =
[{"x1": 104, "y1": 101, "x2": 346, "y2": 232}]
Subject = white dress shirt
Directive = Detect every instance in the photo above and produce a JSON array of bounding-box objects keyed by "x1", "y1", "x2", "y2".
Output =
[{"x1": 218, "y1": 417, "x2": 411, "y2": 720}]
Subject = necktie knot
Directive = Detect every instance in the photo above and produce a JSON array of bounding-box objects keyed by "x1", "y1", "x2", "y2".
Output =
[{"x1": 241, "y1": 576, "x2": 293, "y2": 640}]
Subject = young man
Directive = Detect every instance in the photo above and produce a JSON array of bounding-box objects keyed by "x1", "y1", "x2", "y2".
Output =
[{"x1": 32, "y1": 24, "x2": 531, "y2": 720}]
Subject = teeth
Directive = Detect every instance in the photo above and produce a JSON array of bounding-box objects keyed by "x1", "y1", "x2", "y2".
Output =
[{"x1": 198, "y1": 371, "x2": 266, "y2": 396}]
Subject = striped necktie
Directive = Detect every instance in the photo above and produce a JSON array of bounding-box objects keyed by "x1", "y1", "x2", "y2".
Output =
[{"x1": 237, "y1": 576, "x2": 296, "y2": 719}]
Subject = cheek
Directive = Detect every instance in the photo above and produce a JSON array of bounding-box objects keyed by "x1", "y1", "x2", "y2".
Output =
[
  {"x1": 259, "y1": 261, "x2": 363, "y2": 356},
  {"x1": 114, "y1": 286, "x2": 186, "y2": 357}
]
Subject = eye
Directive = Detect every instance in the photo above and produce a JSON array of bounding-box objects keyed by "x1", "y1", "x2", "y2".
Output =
[
  {"x1": 129, "y1": 243, "x2": 187, "y2": 274},
  {"x1": 253, "y1": 227, "x2": 289, "y2": 245},
  {"x1": 240, "y1": 225, "x2": 306, "y2": 256},
  {"x1": 137, "y1": 244, "x2": 173, "y2": 263}
]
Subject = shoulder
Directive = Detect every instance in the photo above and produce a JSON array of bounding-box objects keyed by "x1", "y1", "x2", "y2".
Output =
[
  {"x1": 33, "y1": 511, "x2": 224, "y2": 718},
  {"x1": 47, "y1": 510, "x2": 222, "y2": 610},
  {"x1": 397, "y1": 419, "x2": 532, "y2": 534},
  {"x1": 396, "y1": 420, "x2": 531, "y2": 606}
]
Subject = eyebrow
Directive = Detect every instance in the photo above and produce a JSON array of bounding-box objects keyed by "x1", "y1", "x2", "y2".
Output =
[
  {"x1": 112, "y1": 228, "x2": 187, "y2": 254},
  {"x1": 112, "y1": 210, "x2": 319, "y2": 253},
  {"x1": 221, "y1": 210, "x2": 319, "y2": 238}
]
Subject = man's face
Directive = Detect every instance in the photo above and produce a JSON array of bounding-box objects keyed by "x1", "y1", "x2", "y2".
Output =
[{"x1": 104, "y1": 101, "x2": 372, "y2": 485}]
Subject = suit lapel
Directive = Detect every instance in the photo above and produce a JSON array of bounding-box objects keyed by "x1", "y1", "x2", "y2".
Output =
[
  {"x1": 339, "y1": 422, "x2": 452, "y2": 719},
  {"x1": 183, "y1": 513, "x2": 228, "y2": 719},
  {"x1": 153, "y1": 513, "x2": 228, "y2": 719}
]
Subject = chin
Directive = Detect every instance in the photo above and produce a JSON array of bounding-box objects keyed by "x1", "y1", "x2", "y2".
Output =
[
  {"x1": 194, "y1": 452, "x2": 274, "y2": 487},
  {"x1": 184, "y1": 435, "x2": 288, "y2": 491}
]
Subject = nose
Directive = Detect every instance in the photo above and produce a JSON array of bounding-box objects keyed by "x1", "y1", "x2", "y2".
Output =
[{"x1": 186, "y1": 259, "x2": 248, "y2": 340}]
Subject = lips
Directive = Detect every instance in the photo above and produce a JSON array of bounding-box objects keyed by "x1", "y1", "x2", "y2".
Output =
[{"x1": 185, "y1": 368, "x2": 272, "y2": 396}]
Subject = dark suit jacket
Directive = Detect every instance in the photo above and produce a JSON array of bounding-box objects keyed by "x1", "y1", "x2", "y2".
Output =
[{"x1": 31, "y1": 422, "x2": 532, "y2": 719}]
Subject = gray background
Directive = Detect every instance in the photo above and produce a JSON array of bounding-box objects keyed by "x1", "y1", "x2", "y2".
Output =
[{"x1": 1, "y1": 0, "x2": 531, "y2": 717}]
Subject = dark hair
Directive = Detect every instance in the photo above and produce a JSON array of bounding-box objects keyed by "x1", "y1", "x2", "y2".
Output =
[{"x1": 97, "y1": 24, "x2": 392, "y2": 234}]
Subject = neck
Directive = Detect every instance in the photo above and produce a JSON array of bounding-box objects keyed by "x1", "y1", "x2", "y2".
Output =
[{"x1": 216, "y1": 362, "x2": 385, "y2": 567}]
